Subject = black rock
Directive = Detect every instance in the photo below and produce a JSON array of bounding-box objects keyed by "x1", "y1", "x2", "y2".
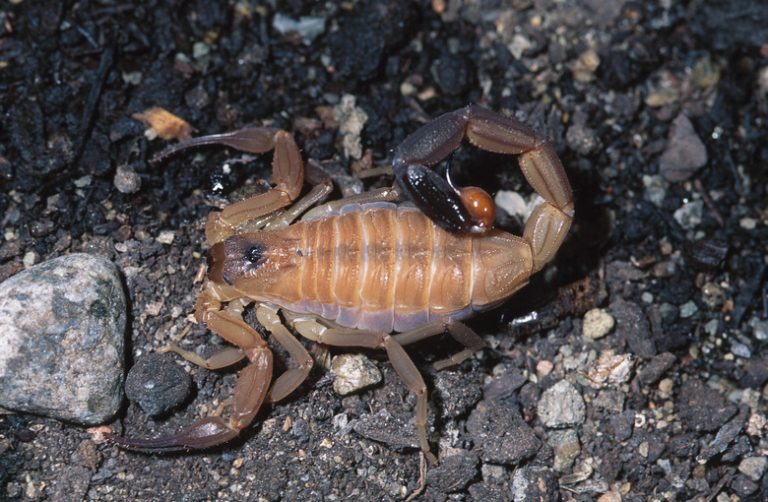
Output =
[{"x1": 125, "y1": 352, "x2": 192, "y2": 417}]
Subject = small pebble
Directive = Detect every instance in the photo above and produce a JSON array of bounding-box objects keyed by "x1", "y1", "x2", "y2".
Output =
[
  {"x1": 548, "y1": 429, "x2": 580, "y2": 471},
  {"x1": 673, "y1": 200, "x2": 704, "y2": 229},
  {"x1": 536, "y1": 360, "x2": 554, "y2": 377},
  {"x1": 125, "y1": 352, "x2": 192, "y2": 416},
  {"x1": 494, "y1": 190, "x2": 529, "y2": 219},
  {"x1": 739, "y1": 217, "x2": 757, "y2": 230},
  {"x1": 22, "y1": 251, "x2": 37, "y2": 268},
  {"x1": 701, "y1": 282, "x2": 725, "y2": 310},
  {"x1": 570, "y1": 48, "x2": 600, "y2": 83},
  {"x1": 331, "y1": 353, "x2": 381, "y2": 395},
  {"x1": 582, "y1": 308, "x2": 615, "y2": 339},
  {"x1": 332, "y1": 95, "x2": 368, "y2": 160},
  {"x1": 642, "y1": 174, "x2": 668, "y2": 207},
  {"x1": 658, "y1": 378, "x2": 674, "y2": 395},
  {"x1": 752, "y1": 319, "x2": 768, "y2": 341},
  {"x1": 659, "y1": 113, "x2": 708, "y2": 182},
  {"x1": 730, "y1": 342, "x2": 751, "y2": 359},
  {"x1": 738, "y1": 456, "x2": 767, "y2": 482},
  {"x1": 114, "y1": 164, "x2": 141, "y2": 194},
  {"x1": 156, "y1": 230, "x2": 176, "y2": 245},
  {"x1": 272, "y1": 13, "x2": 326, "y2": 44},
  {"x1": 537, "y1": 380, "x2": 586, "y2": 428},
  {"x1": 679, "y1": 301, "x2": 698, "y2": 318}
]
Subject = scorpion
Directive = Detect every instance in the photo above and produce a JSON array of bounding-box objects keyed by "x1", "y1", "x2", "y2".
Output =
[{"x1": 109, "y1": 106, "x2": 574, "y2": 463}]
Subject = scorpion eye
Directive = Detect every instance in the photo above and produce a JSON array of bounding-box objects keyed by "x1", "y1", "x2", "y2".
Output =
[{"x1": 246, "y1": 244, "x2": 265, "y2": 265}]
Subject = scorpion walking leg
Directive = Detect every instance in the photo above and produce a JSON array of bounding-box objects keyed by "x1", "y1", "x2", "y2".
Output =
[
  {"x1": 109, "y1": 292, "x2": 274, "y2": 451},
  {"x1": 205, "y1": 130, "x2": 305, "y2": 243},
  {"x1": 293, "y1": 319, "x2": 437, "y2": 464},
  {"x1": 255, "y1": 305, "x2": 314, "y2": 402},
  {"x1": 393, "y1": 319, "x2": 486, "y2": 370},
  {"x1": 262, "y1": 162, "x2": 334, "y2": 230}
]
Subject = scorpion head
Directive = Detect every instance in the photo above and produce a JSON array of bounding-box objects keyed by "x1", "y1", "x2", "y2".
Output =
[
  {"x1": 207, "y1": 232, "x2": 303, "y2": 300},
  {"x1": 208, "y1": 236, "x2": 267, "y2": 286}
]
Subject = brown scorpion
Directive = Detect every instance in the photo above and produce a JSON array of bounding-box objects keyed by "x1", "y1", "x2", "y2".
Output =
[{"x1": 109, "y1": 106, "x2": 574, "y2": 463}]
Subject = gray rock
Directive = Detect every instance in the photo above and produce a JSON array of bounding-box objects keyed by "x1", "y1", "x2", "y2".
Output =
[
  {"x1": 659, "y1": 113, "x2": 708, "y2": 182},
  {"x1": 511, "y1": 466, "x2": 558, "y2": 502},
  {"x1": 612, "y1": 298, "x2": 656, "y2": 359},
  {"x1": 537, "y1": 380, "x2": 586, "y2": 428},
  {"x1": 466, "y1": 402, "x2": 540, "y2": 464},
  {"x1": 738, "y1": 456, "x2": 767, "y2": 482},
  {"x1": 331, "y1": 353, "x2": 382, "y2": 396},
  {"x1": 548, "y1": 429, "x2": 580, "y2": 471},
  {"x1": 124, "y1": 352, "x2": 192, "y2": 416},
  {"x1": 638, "y1": 352, "x2": 676, "y2": 385},
  {"x1": 0, "y1": 254, "x2": 125, "y2": 424},
  {"x1": 679, "y1": 378, "x2": 737, "y2": 432}
]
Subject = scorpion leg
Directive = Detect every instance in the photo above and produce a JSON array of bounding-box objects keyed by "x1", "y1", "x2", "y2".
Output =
[
  {"x1": 205, "y1": 129, "x2": 305, "y2": 243},
  {"x1": 255, "y1": 304, "x2": 314, "y2": 402},
  {"x1": 392, "y1": 318, "x2": 486, "y2": 371},
  {"x1": 392, "y1": 105, "x2": 574, "y2": 245},
  {"x1": 262, "y1": 162, "x2": 334, "y2": 230},
  {"x1": 292, "y1": 319, "x2": 438, "y2": 464},
  {"x1": 108, "y1": 288, "x2": 274, "y2": 452}
]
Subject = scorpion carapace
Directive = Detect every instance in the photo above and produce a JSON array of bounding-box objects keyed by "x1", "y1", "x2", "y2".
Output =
[{"x1": 109, "y1": 106, "x2": 574, "y2": 464}]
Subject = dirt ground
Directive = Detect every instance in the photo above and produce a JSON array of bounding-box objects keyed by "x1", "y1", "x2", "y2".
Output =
[{"x1": 1, "y1": 0, "x2": 767, "y2": 500}]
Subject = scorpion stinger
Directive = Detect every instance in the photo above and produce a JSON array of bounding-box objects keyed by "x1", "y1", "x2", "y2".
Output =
[{"x1": 392, "y1": 105, "x2": 572, "y2": 241}]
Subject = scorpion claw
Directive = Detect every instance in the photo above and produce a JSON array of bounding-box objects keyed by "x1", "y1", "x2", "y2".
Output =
[{"x1": 106, "y1": 417, "x2": 240, "y2": 453}]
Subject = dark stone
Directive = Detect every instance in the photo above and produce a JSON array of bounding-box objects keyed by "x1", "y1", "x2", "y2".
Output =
[
  {"x1": 678, "y1": 379, "x2": 738, "y2": 433},
  {"x1": 354, "y1": 408, "x2": 420, "y2": 450},
  {"x1": 329, "y1": 0, "x2": 414, "y2": 80},
  {"x1": 431, "y1": 54, "x2": 471, "y2": 96},
  {"x1": 638, "y1": 352, "x2": 676, "y2": 385},
  {"x1": 730, "y1": 474, "x2": 758, "y2": 497},
  {"x1": 466, "y1": 401, "x2": 540, "y2": 464},
  {"x1": 688, "y1": 0, "x2": 768, "y2": 50},
  {"x1": 612, "y1": 299, "x2": 656, "y2": 359},
  {"x1": 425, "y1": 450, "x2": 479, "y2": 493},
  {"x1": 668, "y1": 433, "x2": 699, "y2": 458},
  {"x1": 607, "y1": 410, "x2": 635, "y2": 442},
  {"x1": 685, "y1": 237, "x2": 729, "y2": 271},
  {"x1": 697, "y1": 406, "x2": 748, "y2": 462},
  {"x1": 740, "y1": 357, "x2": 768, "y2": 389},
  {"x1": 125, "y1": 352, "x2": 192, "y2": 417},
  {"x1": 433, "y1": 368, "x2": 482, "y2": 419},
  {"x1": 482, "y1": 369, "x2": 526, "y2": 404}
]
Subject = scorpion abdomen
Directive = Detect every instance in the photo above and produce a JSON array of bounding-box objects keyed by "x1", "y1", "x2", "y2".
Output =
[{"x1": 217, "y1": 202, "x2": 533, "y2": 332}]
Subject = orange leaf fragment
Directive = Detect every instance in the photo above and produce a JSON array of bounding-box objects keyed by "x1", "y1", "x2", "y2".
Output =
[{"x1": 132, "y1": 106, "x2": 196, "y2": 142}]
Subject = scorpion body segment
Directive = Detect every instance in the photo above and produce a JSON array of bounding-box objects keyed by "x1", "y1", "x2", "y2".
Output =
[{"x1": 210, "y1": 202, "x2": 533, "y2": 333}]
